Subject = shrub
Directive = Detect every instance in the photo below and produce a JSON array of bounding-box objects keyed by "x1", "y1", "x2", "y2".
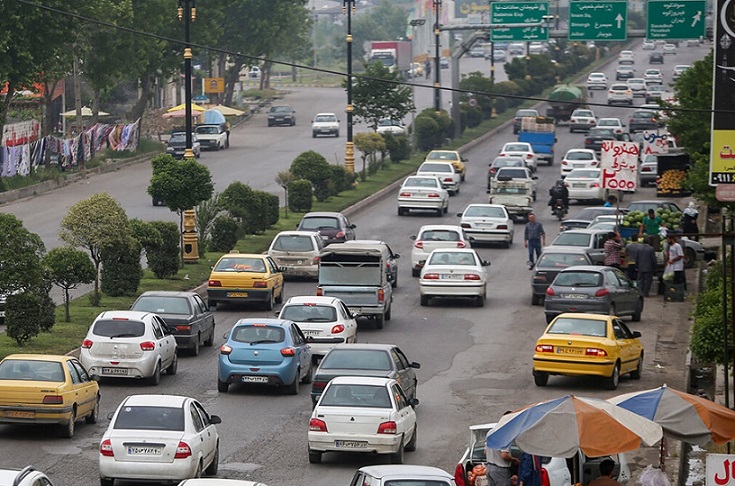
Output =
[
  {"x1": 146, "y1": 221, "x2": 180, "y2": 279},
  {"x1": 328, "y1": 164, "x2": 352, "y2": 195},
  {"x1": 288, "y1": 179, "x2": 313, "y2": 213},
  {"x1": 100, "y1": 236, "x2": 142, "y2": 296},
  {"x1": 381, "y1": 133, "x2": 411, "y2": 163},
  {"x1": 263, "y1": 192, "x2": 280, "y2": 227},
  {"x1": 210, "y1": 215, "x2": 240, "y2": 252},
  {"x1": 220, "y1": 182, "x2": 264, "y2": 234},
  {"x1": 415, "y1": 115, "x2": 440, "y2": 151},
  {"x1": 290, "y1": 151, "x2": 331, "y2": 202}
]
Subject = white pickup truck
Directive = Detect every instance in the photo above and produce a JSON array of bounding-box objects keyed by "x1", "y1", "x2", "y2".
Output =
[
  {"x1": 488, "y1": 178, "x2": 534, "y2": 222},
  {"x1": 195, "y1": 124, "x2": 228, "y2": 151}
]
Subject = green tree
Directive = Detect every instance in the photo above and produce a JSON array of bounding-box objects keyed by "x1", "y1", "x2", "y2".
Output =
[
  {"x1": 130, "y1": 220, "x2": 181, "y2": 279},
  {"x1": 690, "y1": 259, "x2": 730, "y2": 364},
  {"x1": 5, "y1": 292, "x2": 55, "y2": 347},
  {"x1": 0, "y1": 214, "x2": 47, "y2": 297},
  {"x1": 43, "y1": 247, "x2": 95, "y2": 322},
  {"x1": 101, "y1": 236, "x2": 142, "y2": 296},
  {"x1": 354, "y1": 132, "x2": 386, "y2": 180},
  {"x1": 290, "y1": 151, "x2": 332, "y2": 202},
  {"x1": 275, "y1": 171, "x2": 293, "y2": 217},
  {"x1": 195, "y1": 193, "x2": 222, "y2": 254},
  {"x1": 59, "y1": 193, "x2": 130, "y2": 306},
  {"x1": 288, "y1": 179, "x2": 313, "y2": 212},
  {"x1": 351, "y1": 62, "x2": 414, "y2": 131}
]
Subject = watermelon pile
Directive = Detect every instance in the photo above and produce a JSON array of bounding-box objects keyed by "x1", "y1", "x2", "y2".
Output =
[{"x1": 622, "y1": 208, "x2": 682, "y2": 230}]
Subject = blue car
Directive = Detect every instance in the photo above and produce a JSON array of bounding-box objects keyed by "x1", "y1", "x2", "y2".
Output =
[{"x1": 217, "y1": 318, "x2": 312, "y2": 395}]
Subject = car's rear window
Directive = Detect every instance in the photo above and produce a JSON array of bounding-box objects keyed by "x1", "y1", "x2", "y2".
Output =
[
  {"x1": 426, "y1": 151, "x2": 459, "y2": 161},
  {"x1": 496, "y1": 169, "x2": 527, "y2": 179},
  {"x1": 231, "y1": 325, "x2": 285, "y2": 344},
  {"x1": 504, "y1": 144, "x2": 529, "y2": 152},
  {"x1": 300, "y1": 217, "x2": 339, "y2": 230},
  {"x1": 428, "y1": 251, "x2": 477, "y2": 266},
  {"x1": 132, "y1": 296, "x2": 191, "y2": 315},
  {"x1": 567, "y1": 169, "x2": 600, "y2": 179},
  {"x1": 315, "y1": 115, "x2": 336, "y2": 122},
  {"x1": 419, "y1": 163, "x2": 452, "y2": 173},
  {"x1": 554, "y1": 271, "x2": 603, "y2": 287},
  {"x1": 320, "y1": 349, "x2": 391, "y2": 371},
  {"x1": 537, "y1": 253, "x2": 589, "y2": 268},
  {"x1": 547, "y1": 317, "x2": 607, "y2": 337},
  {"x1": 320, "y1": 384, "x2": 392, "y2": 408},
  {"x1": 280, "y1": 304, "x2": 337, "y2": 322},
  {"x1": 404, "y1": 177, "x2": 439, "y2": 188},
  {"x1": 114, "y1": 405, "x2": 185, "y2": 431},
  {"x1": 92, "y1": 319, "x2": 146, "y2": 338},
  {"x1": 0, "y1": 359, "x2": 65, "y2": 382},
  {"x1": 566, "y1": 151, "x2": 593, "y2": 160},
  {"x1": 419, "y1": 229, "x2": 461, "y2": 241},
  {"x1": 272, "y1": 235, "x2": 315, "y2": 252},
  {"x1": 214, "y1": 257, "x2": 267, "y2": 272},
  {"x1": 464, "y1": 206, "x2": 506, "y2": 218},
  {"x1": 553, "y1": 233, "x2": 592, "y2": 247}
]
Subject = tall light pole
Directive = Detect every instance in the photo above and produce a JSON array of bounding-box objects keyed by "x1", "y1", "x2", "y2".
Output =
[
  {"x1": 409, "y1": 18, "x2": 426, "y2": 148},
  {"x1": 178, "y1": 0, "x2": 196, "y2": 160},
  {"x1": 433, "y1": 0, "x2": 442, "y2": 113},
  {"x1": 344, "y1": 0, "x2": 356, "y2": 174}
]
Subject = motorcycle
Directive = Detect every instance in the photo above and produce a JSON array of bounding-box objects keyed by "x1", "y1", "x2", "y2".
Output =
[{"x1": 552, "y1": 198, "x2": 568, "y2": 221}]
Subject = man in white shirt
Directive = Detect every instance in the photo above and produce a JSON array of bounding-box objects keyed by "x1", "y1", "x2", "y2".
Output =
[
  {"x1": 665, "y1": 234, "x2": 685, "y2": 285},
  {"x1": 485, "y1": 442, "x2": 519, "y2": 486}
]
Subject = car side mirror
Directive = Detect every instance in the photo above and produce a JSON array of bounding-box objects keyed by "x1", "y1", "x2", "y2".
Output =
[
  {"x1": 456, "y1": 213, "x2": 463, "y2": 217},
  {"x1": 210, "y1": 415, "x2": 223, "y2": 425},
  {"x1": 350, "y1": 224, "x2": 357, "y2": 229},
  {"x1": 410, "y1": 362, "x2": 421, "y2": 369},
  {"x1": 409, "y1": 398, "x2": 420, "y2": 407},
  {"x1": 394, "y1": 254, "x2": 400, "y2": 259},
  {"x1": 532, "y1": 176, "x2": 539, "y2": 180},
  {"x1": 409, "y1": 235, "x2": 417, "y2": 240},
  {"x1": 274, "y1": 311, "x2": 280, "y2": 317},
  {"x1": 461, "y1": 157, "x2": 468, "y2": 162},
  {"x1": 632, "y1": 331, "x2": 642, "y2": 338},
  {"x1": 107, "y1": 411, "x2": 115, "y2": 420},
  {"x1": 482, "y1": 260, "x2": 492, "y2": 266},
  {"x1": 223, "y1": 332, "x2": 229, "y2": 339}
]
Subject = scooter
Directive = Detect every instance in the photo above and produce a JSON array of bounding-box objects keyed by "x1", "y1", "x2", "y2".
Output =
[{"x1": 552, "y1": 198, "x2": 568, "y2": 221}]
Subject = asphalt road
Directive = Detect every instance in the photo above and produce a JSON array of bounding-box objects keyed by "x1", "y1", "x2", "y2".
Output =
[{"x1": 0, "y1": 43, "x2": 709, "y2": 486}]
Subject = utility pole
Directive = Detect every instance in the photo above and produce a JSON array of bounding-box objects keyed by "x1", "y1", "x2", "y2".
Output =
[
  {"x1": 344, "y1": 0, "x2": 356, "y2": 174},
  {"x1": 433, "y1": 0, "x2": 442, "y2": 113}
]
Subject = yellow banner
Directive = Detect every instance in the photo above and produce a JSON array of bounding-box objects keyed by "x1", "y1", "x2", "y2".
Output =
[
  {"x1": 711, "y1": 130, "x2": 735, "y2": 184},
  {"x1": 204, "y1": 78, "x2": 224, "y2": 94}
]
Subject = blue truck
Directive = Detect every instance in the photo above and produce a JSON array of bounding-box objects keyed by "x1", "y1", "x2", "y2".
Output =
[{"x1": 518, "y1": 116, "x2": 556, "y2": 166}]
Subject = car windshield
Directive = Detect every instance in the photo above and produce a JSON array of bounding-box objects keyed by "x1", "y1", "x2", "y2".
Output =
[
  {"x1": 169, "y1": 134, "x2": 186, "y2": 143},
  {"x1": 379, "y1": 119, "x2": 397, "y2": 127},
  {"x1": 0, "y1": 359, "x2": 65, "y2": 382},
  {"x1": 132, "y1": 296, "x2": 191, "y2": 315},
  {"x1": 427, "y1": 151, "x2": 459, "y2": 161},
  {"x1": 271, "y1": 106, "x2": 292, "y2": 113},
  {"x1": 196, "y1": 126, "x2": 218, "y2": 134},
  {"x1": 320, "y1": 384, "x2": 392, "y2": 408},
  {"x1": 504, "y1": 144, "x2": 529, "y2": 152},
  {"x1": 315, "y1": 115, "x2": 336, "y2": 122},
  {"x1": 280, "y1": 304, "x2": 336, "y2": 322},
  {"x1": 404, "y1": 177, "x2": 440, "y2": 188},
  {"x1": 553, "y1": 233, "x2": 592, "y2": 247},
  {"x1": 589, "y1": 128, "x2": 616, "y2": 137},
  {"x1": 300, "y1": 217, "x2": 339, "y2": 230},
  {"x1": 419, "y1": 229, "x2": 461, "y2": 241},
  {"x1": 496, "y1": 169, "x2": 528, "y2": 179},
  {"x1": 567, "y1": 169, "x2": 600, "y2": 179},
  {"x1": 214, "y1": 257, "x2": 267, "y2": 272},
  {"x1": 516, "y1": 110, "x2": 537, "y2": 117},
  {"x1": 113, "y1": 405, "x2": 185, "y2": 431},
  {"x1": 566, "y1": 151, "x2": 593, "y2": 160},
  {"x1": 537, "y1": 253, "x2": 589, "y2": 268},
  {"x1": 320, "y1": 349, "x2": 392, "y2": 371},
  {"x1": 428, "y1": 252, "x2": 477, "y2": 266},
  {"x1": 419, "y1": 163, "x2": 452, "y2": 173},
  {"x1": 554, "y1": 271, "x2": 603, "y2": 287},
  {"x1": 272, "y1": 235, "x2": 315, "y2": 252},
  {"x1": 464, "y1": 206, "x2": 506, "y2": 218},
  {"x1": 92, "y1": 319, "x2": 146, "y2": 338},
  {"x1": 231, "y1": 325, "x2": 285, "y2": 344},
  {"x1": 547, "y1": 317, "x2": 607, "y2": 337}
]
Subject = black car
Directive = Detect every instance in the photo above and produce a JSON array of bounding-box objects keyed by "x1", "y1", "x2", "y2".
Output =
[
  {"x1": 166, "y1": 132, "x2": 201, "y2": 159},
  {"x1": 130, "y1": 291, "x2": 216, "y2": 356},
  {"x1": 297, "y1": 211, "x2": 357, "y2": 245},
  {"x1": 649, "y1": 51, "x2": 664, "y2": 64},
  {"x1": 310, "y1": 343, "x2": 420, "y2": 406},
  {"x1": 267, "y1": 105, "x2": 296, "y2": 126},
  {"x1": 628, "y1": 109, "x2": 660, "y2": 133},
  {"x1": 531, "y1": 248, "x2": 593, "y2": 305},
  {"x1": 584, "y1": 127, "x2": 618, "y2": 152}
]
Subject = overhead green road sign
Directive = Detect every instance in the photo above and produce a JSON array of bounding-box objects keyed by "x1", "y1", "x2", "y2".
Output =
[
  {"x1": 569, "y1": 2, "x2": 627, "y2": 41},
  {"x1": 647, "y1": 0, "x2": 706, "y2": 39},
  {"x1": 490, "y1": 2, "x2": 550, "y2": 41}
]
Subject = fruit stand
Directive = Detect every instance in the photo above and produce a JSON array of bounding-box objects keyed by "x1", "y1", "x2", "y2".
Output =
[{"x1": 656, "y1": 152, "x2": 691, "y2": 197}]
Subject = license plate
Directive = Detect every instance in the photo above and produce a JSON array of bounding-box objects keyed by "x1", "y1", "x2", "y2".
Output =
[
  {"x1": 297, "y1": 260, "x2": 303, "y2": 265},
  {"x1": 572, "y1": 183, "x2": 586, "y2": 188},
  {"x1": 302, "y1": 330, "x2": 321, "y2": 337},
  {"x1": 227, "y1": 292, "x2": 248, "y2": 298},
  {"x1": 441, "y1": 274, "x2": 462, "y2": 279},
  {"x1": 557, "y1": 347, "x2": 584, "y2": 355},
  {"x1": 242, "y1": 376, "x2": 269, "y2": 383},
  {"x1": 0, "y1": 311, "x2": 5, "y2": 317},
  {"x1": 321, "y1": 236, "x2": 329, "y2": 240},
  {"x1": 478, "y1": 223, "x2": 494, "y2": 228},
  {"x1": 349, "y1": 308, "x2": 360, "y2": 315},
  {"x1": 335, "y1": 440, "x2": 368, "y2": 448},
  {"x1": 6, "y1": 410, "x2": 34, "y2": 419},
  {"x1": 102, "y1": 367, "x2": 128, "y2": 375},
  {"x1": 563, "y1": 293, "x2": 587, "y2": 299},
  {"x1": 127, "y1": 446, "x2": 163, "y2": 456}
]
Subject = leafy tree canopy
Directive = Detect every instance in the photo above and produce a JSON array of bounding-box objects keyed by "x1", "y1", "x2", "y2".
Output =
[
  {"x1": 351, "y1": 62, "x2": 414, "y2": 131},
  {"x1": 0, "y1": 214, "x2": 46, "y2": 295},
  {"x1": 147, "y1": 154, "x2": 215, "y2": 213}
]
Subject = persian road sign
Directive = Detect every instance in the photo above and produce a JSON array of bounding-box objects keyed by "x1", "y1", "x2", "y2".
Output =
[
  {"x1": 569, "y1": 2, "x2": 627, "y2": 41},
  {"x1": 490, "y1": 2, "x2": 550, "y2": 41},
  {"x1": 647, "y1": 0, "x2": 706, "y2": 39}
]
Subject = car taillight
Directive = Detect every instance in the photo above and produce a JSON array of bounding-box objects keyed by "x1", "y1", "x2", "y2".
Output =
[
  {"x1": 464, "y1": 274, "x2": 481, "y2": 280},
  {"x1": 499, "y1": 152, "x2": 506, "y2": 156},
  {"x1": 608, "y1": 90, "x2": 614, "y2": 94},
  {"x1": 312, "y1": 381, "x2": 328, "y2": 390},
  {"x1": 585, "y1": 139, "x2": 591, "y2": 144},
  {"x1": 562, "y1": 160, "x2": 568, "y2": 165},
  {"x1": 316, "y1": 287, "x2": 323, "y2": 296},
  {"x1": 309, "y1": 418, "x2": 328, "y2": 432},
  {"x1": 253, "y1": 281, "x2": 267, "y2": 288},
  {"x1": 457, "y1": 241, "x2": 466, "y2": 248},
  {"x1": 331, "y1": 324, "x2": 345, "y2": 334},
  {"x1": 43, "y1": 395, "x2": 63, "y2": 404},
  {"x1": 400, "y1": 192, "x2": 412, "y2": 197},
  {"x1": 312, "y1": 256, "x2": 320, "y2": 264},
  {"x1": 489, "y1": 168, "x2": 496, "y2": 174},
  {"x1": 591, "y1": 161, "x2": 598, "y2": 166},
  {"x1": 595, "y1": 288, "x2": 610, "y2": 297},
  {"x1": 591, "y1": 183, "x2": 600, "y2": 188},
  {"x1": 414, "y1": 240, "x2": 424, "y2": 249},
  {"x1": 140, "y1": 341, "x2": 155, "y2": 351},
  {"x1": 526, "y1": 154, "x2": 533, "y2": 159},
  {"x1": 460, "y1": 223, "x2": 471, "y2": 229},
  {"x1": 428, "y1": 193, "x2": 440, "y2": 198},
  {"x1": 378, "y1": 421, "x2": 397, "y2": 434},
  {"x1": 281, "y1": 347, "x2": 296, "y2": 357},
  {"x1": 535, "y1": 344, "x2": 554, "y2": 353},
  {"x1": 378, "y1": 288, "x2": 385, "y2": 303},
  {"x1": 423, "y1": 273, "x2": 440, "y2": 280},
  {"x1": 82, "y1": 339, "x2": 93, "y2": 349},
  {"x1": 336, "y1": 231, "x2": 345, "y2": 238},
  {"x1": 100, "y1": 439, "x2": 114, "y2": 457},
  {"x1": 443, "y1": 177, "x2": 452, "y2": 182},
  {"x1": 220, "y1": 345, "x2": 232, "y2": 355},
  {"x1": 497, "y1": 225, "x2": 507, "y2": 230},
  {"x1": 174, "y1": 441, "x2": 192, "y2": 459},
  {"x1": 585, "y1": 348, "x2": 608, "y2": 357},
  {"x1": 546, "y1": 287, "x2": 555, "y2": 296},
  {"x1": 176, "y1": 325, "x2": 191, "y2": 331},
  {"x1": 208, "y1": 280, "x2": 221, "y2": 287}
]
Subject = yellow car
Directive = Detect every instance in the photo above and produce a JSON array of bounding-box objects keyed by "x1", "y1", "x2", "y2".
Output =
[
  {"x1": 207, "y1": 252, "x2": 285, "y2": 310},
  {"x1": 0, "y1": 354, "x2": 100, "y2": 438},
  {"x1": 425, "y1": 150, "x2": 467, "y2": 181},
  {"x1": 532, "y1": 313, "x2": 643, "y2": 390}
]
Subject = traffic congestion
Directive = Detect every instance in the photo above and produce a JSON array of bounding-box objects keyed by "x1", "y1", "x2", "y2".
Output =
[{"x1": 0, "y1": 38, "x2": 716, "y2": 486}]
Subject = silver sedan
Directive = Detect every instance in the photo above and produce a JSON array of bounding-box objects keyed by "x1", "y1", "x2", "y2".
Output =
[{"x1": 397, "y1": 176, "x2": 449, "y2": 216}]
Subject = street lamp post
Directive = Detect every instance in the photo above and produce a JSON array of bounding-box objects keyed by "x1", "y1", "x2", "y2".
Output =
[
  {"x1": 433, "y1": 0, "x2": 442, "y2": 113},
  {"x1": 409, "y1": 19, "x2": 426, "y2": 149},
  {"x1": 344, "y1": 0, "x2": 356, "y2": 174}
]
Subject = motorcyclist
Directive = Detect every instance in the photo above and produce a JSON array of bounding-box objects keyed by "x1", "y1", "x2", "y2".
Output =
[{"x1": 548, "y1": 179, "x2": 569, "y2": 212}]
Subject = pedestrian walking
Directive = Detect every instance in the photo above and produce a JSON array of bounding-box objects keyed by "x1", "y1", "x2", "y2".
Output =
[
  {"x1": 524, "y1": 213, "x2": 545, "y2": 269},
  {"x1": 517, "y1": 453, "x2": 542, "y2": 486},
  {"x1": 665, "y1": 234, "x2": 686, "y2": 285},
  {"x1": 588, "y1": 459, "x2": 623, "y2": 486},
  {"x1": 624, "y1": 234, "x2": 642, "y2": 281},
  {"x1": 425, "y1": 57, "x2": 431, "y2": 79},
  {"x1": 636, "y1": 236, "x2": 658, "y2": 297},
  {"x1": 603, "y1": 231, "x2": 624, "y2": 269},
  {"x1": 681, "y1": 202, "x2": 699, "y2": 240},
  {"x1": 639, "y1": 208, "x2": 664, "y2": 251}
]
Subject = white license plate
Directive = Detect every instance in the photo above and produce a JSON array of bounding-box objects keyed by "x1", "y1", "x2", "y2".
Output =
[
  {"x1": 101, "y1": 367, "x2": 128, "y2": 375},
  {"x1": 242, "y1": 376, "x2": 269, "y2": 383},
  {"x1": 563, "y1": 293, "x2": 588, "y2": 299},
  {"x1": 477, "y1": 223, "x2": 494, "y2": 228},
  {"x1": 335, "y1": 440, "x2": 368, "y2": 448},
  {"x1": 302, "y1": 330, "x2": 321, "y2": 337},
  {"x1": 127, "y1": 446, "x2": 162, "y2": 456},
  {"x1": 572, "y1": 183, "x2": 586, "y2": 188},
  {"x1": 321, "y1": 236, "x2": 329, "y2": 240},
  {"x1": 441, "y1": 274, "x2": 462, "y2": 280}
]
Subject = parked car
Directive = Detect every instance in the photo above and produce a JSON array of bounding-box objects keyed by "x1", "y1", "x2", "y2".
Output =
[
  {"x1": 166, "y1": 132, "x2": 201, "y2": 159},
  {"x1": 513, "y1": 109, "x2": 539, "y2": 134},
  {"x1": 561, "y1": 149, "x2": 599, "y2": 177},
  {"x1": 296, "y1": 211, "x2": 357, "y2": 245},
  {"x1": 311, "y1": 113, "x2": 340, "y2": 137},
  {"x1": 530, "y1": 249, "x2": 593, "y2": 305},
  {"x1": 267, "y1": 231, "x2": 324, "y2": 279},
  {"x1": 547, "y1": 228, "x2": 615, "y2": 264},
  {"x1": 0, "y1": 354, "x2": 100, "y2": 438},
  {"x1": 310, "y1": 343, "x2": 420, "y2": 406},
  {"x1": 207, "y1": 253, "x2": 285, "y2": 310},
  {"x1": 416, "y1": 161, "x2": 461, "y2": 195},
  {"x1": 569, "y1": 109, "x2": 597, "y2": 133},
  {"x1": 195, "y1": 124, "x2": 228, "y2": 151},
  {"x1": 80, "y1": 310, "x2": 178, "y2": 385},
  {"x1": 419, "y1": 249, "x2": 490, "y2": 307},
  {"x1": 533, "y1": 313, "x2": 643, "y2": 389},
  {"x1": 397, "y1": 176, "x2": 449, "y2": 217},
  {"x1": 544, "y1": 266, "x2": 644, "y2": 323},
  {"x1": 564, "y1": 168, "x2": 606, "y2": 203},
  {"x1": 307, "y1": 376, "x2": 418, "y2": 464},
  {"x1": 277, "y1": 296, "x2": 358, "y2": 359},
  {"x1": 0, "y1": 467, "x2": 58, "y2": 486},
  {"x1": 217, "y1": 318, "x2": 312, "y2": 394},
  {"x1": 353, "y1": 465, "x2": 454, "y2": 486},
  {"x1": 410, "y1": 225, "x2": 470, "y2": 277},
  {"x1": 560, "y1": 207, "x2": 624, "y2": 232},
  {"x1": 425, "y1": 149, "x2": 467, "y2": 181},
  {"x1": 457, "y1": 204, "x2": 514, "y2": 248},
  {"x1": 99, "y1": 394, "x2": 221, "y2": 486},
  {"x1": 267, "y1": 105, "x2": 296, "y2": 127},
  {"x1": 130, "y1": 291, "x2": 216, "y2": 356},
  {"x1": 376, "y1": 118, "x2": 406, "y2": 136},
  {"x1": 607, "y1": 84, "x2": 634, "y2": 105}
]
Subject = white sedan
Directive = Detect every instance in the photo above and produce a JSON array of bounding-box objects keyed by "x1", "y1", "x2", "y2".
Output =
[
  {"x1": 397, "y1": 175, "x2": 449, "y2": 216},
  {"x1": 416, "y1": 162, "x2": 461, "y2": 195},
  {"x1": 410, "y1": 225, "x2": 471, "y2": 277},
  {"x1": 561, "y1": 149, "x2": 599, "y2": 177},
  {"x1": 419, "y1": 249, "x2": 490, "y2": 307},
  {"x1": 277, "y1": 296, "x2": 357, "y2": 359},
  {"x1": 586, "y1": 72, "x2": 608, "y2": 89},
  {"x1": 99, "y1": 394, "x2": 221, "y2": 486},
  {"x1": 499, "y1": 142, "x2": 538, "y2": 172},
  {"x1": 376, "y1": 118, "x2": 406, "y2": 136},
  {"x1": 457, "y1": 204, "x2": 514, "y2": 248},
  {"x1": 643, "y1": 68, "x2": 663, "y2": 83},
  {"x1": 564, "y1": 168, "x2": 606, "y2": 203},
  {"x1": 308, "y1": 376, "x2": 418, "y2": 464},
  {"x1": 596, "y1": 117, "x2": 625, "y2": 134}
]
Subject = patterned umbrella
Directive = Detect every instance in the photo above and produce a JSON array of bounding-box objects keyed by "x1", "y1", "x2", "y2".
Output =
[
  {"x1": 486, "y1": 395, "x2": 662, "y2": 458},
  {"x1": 608, "y1": 384, "x2": 735, "y2": 445}
]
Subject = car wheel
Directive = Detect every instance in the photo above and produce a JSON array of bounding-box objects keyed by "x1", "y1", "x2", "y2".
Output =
[
  {"x1": 436, "y1": 208, "x2": 443, "y2": 217},
  {"x1": 264, "y1": 291, "x2": 274, "y2": 311},
  {"x1": 444, "y1": 205, "x2": 448, "y2": 214},
  {"x1": 308, "y1": 449, "x2": 322, "y2": 464},
  {"x1": 533, "y1": 371, "x2": 549, "y2": 386},
  {"x1": 685, "y1": 247, "x2": 696, "y2": 268},
  {"x1": 385, "y1": 305, "x2": 392, "y2": 321},
  {"x1": 204, "y1": 324, "x2": 215, "y2": 347},
  {"x1": 205, "y1": 443, "x2": 219, "y2": 476},
  {"x1": 285, "y1": 371, "x2": 300, "y2": 395},
  {"x1": 398, "y1": 207, "x2": 406, "y2": 216},
  {"x1": 302, "y1": 360, "x2": 313, "y2": 384},
  {"x1": 608, "y1": 303, "x2": 617, "y2": 318},
  {"x1": 455, "y1": 185, "x2": 460, "y2": 195},
  {"x1": 412, "y1": 268, "x2": 420, "y2": 277},
  {"x1": 420, "y1": 295, "x2": 429, "y2": 306},
  {"x1": 149, "y1": 362, "x2": 161, "y2": 386},
  {"x1": 312, "y1": 132, "x2": 317, "y2": 138},
  {"x1": 406, "y1": 425, "x2": 418, "y2": 451},
  {"x1": 475, "y1": 293, "x2": 485, "y2": 307},
  {"x1": 167, "y1": 352, "x2": 178, "y2": 375},
  {"x1": 392, "y1": 273, "x2": 398, "y2": 288},
  {"x1": 217, "y1": 379, "x2": 229, "y2": 393},
  {"x1": 194, "y1": 461, "x2": 203, "y2": 479},
  {"x1": 62, "y1": 409, "x2": 76, "y2": 438},
  {"x1": 86, "y1": 395, "x2": 100, "y2": 424},
  {"x1": 533, "y1": 191, "x2": 537, "y2": 202},
  {"x1": 531, "y1": 294, "x2": 542, "y2": 306},
  {"x1": 632, "y1": 298, "x2": 643, "y2": 322},
  {"x1": 190, "y1": 337, "x2": 200, "y2": 357},
  {"x1": 390, "y1": 438, "x2": 405, "y2": 464},
  {"x1": 375, "y1": 312, "x2": 385, "y2": 329},
  {"x1": 604, "y1": 363, "x2": 620, "y2": 390},
  {"x1": 275, "y1": 284, "x2": 284, "y2": 304},
  {"x1": 335, "y1": 131, "x2": 340, "y2": 137},
  {"x1": 100, "y1": 478, "x2": 114, "y2": 486}
]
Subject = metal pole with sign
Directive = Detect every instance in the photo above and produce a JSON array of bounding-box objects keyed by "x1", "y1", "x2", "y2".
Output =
[{"x1": 710, "y1": 0, "x2": 735, "y2": 185}]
